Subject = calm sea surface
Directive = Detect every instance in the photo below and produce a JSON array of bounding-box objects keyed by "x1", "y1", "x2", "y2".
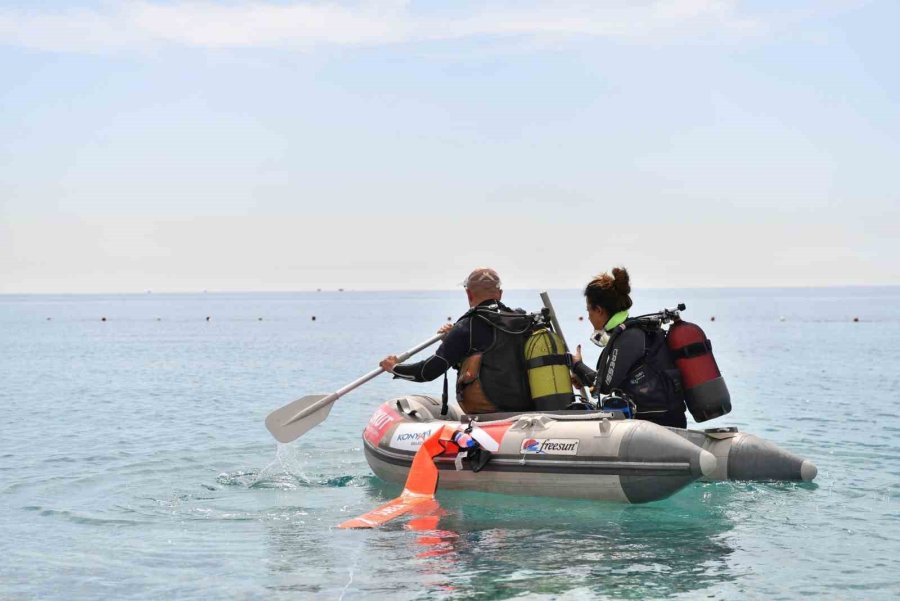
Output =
[{"x1": 2, "y1": 288, "x2": 899, "y2": 600}]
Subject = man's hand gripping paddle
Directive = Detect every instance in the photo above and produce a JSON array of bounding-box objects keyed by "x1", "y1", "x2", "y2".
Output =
[{"x1": 338, "y1": 424, "x2": 499, "y2": 529}]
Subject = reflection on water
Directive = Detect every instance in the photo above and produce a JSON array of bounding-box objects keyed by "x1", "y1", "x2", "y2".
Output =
[
  {"x1": 422, "y1": 489, "x2": 737, "y2": 599},
  {"x1": 258, "y1": 478, "x2": 738, "y2": 600}
]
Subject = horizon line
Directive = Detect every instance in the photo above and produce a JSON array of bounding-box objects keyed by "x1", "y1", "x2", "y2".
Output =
[{"x1": 2, "y1": 283, "x2": 899, "y2": 296}]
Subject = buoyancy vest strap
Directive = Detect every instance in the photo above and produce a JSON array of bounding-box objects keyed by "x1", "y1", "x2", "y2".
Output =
[
  {"x1": 441, "y1": 371, "x2": 449, "y2": 416},
  {"x1": 473, "y1": 312, "x2": 534, "y2": 336},
  {"x1": 525, "y1": 355, "x2": 570, "y2": 369},
  {"x1": 671, "y1": 340, "x2": 712, "y2": 359}
]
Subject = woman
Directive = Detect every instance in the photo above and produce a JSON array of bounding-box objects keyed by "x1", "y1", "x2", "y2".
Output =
[{"x1": 571, "y1": 267, "x2": 687, "y2": 428}]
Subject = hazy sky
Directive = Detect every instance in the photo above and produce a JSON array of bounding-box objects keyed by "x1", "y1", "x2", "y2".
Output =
[{"x1": 1, "y1": 1, "x2": 898, "y2": 293}]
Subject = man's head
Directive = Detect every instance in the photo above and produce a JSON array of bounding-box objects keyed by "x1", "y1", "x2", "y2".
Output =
[{"x1": 462, "y1": 267, "x2": 502, "y2": 307}]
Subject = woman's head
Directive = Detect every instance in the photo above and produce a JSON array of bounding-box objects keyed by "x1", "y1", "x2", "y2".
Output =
[{"x1": 584, "y1": 267, "x2": 632, "y2": 329}]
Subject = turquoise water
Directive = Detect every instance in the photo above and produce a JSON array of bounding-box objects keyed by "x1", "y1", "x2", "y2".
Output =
[{"x1": 2, "y1": 288, "x2": 899, "y2": 600}]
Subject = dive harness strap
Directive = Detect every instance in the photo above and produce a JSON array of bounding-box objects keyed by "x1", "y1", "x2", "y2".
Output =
[
  {"x1": 440, "y1": 371, "x2": 449, "y2": 416},
  {"x1": 671, "y1": 339, "x2": 712, "y2": 360},
  {"x1": 524, "y1": 354, "x2": 571, "y2": 370}
]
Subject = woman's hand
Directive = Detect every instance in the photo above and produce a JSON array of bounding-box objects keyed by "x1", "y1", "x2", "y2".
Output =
[
  {"x1": 380, "y1": 355, "x2": 399, "y2": 372},
  {"x1": 437, "y1": 323, "x2": 453, "y2": 335},
  {"x1": 572, "y1": 344, "x2": 583, "y2": 365}
]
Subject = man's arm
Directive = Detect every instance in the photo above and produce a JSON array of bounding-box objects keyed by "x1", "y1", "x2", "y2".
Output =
[{"x1": 384, "y1": 322, "x2": 470, "y2": 382}]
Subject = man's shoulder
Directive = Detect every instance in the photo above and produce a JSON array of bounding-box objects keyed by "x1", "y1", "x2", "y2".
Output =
[{"x1": 444, "y1": 318, "x2": 472, "y2": 341}]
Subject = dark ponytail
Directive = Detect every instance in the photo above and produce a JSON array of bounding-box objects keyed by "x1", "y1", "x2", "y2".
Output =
[{"x1": 584, "y1": 267, "x2": 633, "y2": 314}]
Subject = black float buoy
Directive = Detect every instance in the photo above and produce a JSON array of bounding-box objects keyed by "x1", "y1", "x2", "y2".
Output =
[
  {"x1": 311, "y1": 316, "x2": 316, "y2": 321},
  {"x1": 206, "y1": 316, "x2": 210, "y2": 322},
  {"x1": 578, "y1": 316, "x2": 584, "y2": 321},
  {"x1": 710, "y1": 316, "x2": 716, "y2": 322},
  {"x1": 101, "y1": 317, "x2": 107, "y2": 322},
  {"x1": 853, "y1": 317, "x2": 859, "y2": 322}
]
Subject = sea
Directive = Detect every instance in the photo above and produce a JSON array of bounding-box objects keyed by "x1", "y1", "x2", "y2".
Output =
[{"x1": 1, "y1": 287, "x2": 899, "y2": 600}]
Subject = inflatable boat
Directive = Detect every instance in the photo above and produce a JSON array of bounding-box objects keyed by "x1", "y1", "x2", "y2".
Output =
[{"x1": 362, "y1": 395, "x2": 817, "y2": 504}]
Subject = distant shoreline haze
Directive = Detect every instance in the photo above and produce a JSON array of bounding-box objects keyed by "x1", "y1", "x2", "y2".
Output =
[{"x1": 1, "y1": 284, "x2": 899, "y2": 297}]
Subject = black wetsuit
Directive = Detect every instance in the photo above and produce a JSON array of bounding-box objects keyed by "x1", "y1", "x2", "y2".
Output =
[
  {"x1": 392, "y1": 300, "x2": 532, "y2": 412},
  {"x1": 391, "y1": 300, "x2": 499, "y2": 383},
  {"x1": 573, "y1": 325, "x2": 687, "y2": 428}
]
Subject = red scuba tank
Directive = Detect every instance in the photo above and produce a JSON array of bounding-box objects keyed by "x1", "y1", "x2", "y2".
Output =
[{"x1": 666, "y1": 319, "x2": 731, "y2": 422}]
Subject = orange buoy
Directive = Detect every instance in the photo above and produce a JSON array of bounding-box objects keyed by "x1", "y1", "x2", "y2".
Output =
[{"x1": 338, "y1": 426, "x2": 457, "y2": 529}]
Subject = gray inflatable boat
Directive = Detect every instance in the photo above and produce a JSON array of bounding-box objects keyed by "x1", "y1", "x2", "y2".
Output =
[{"x1": 362, "y1": 395, "x2": 817, "y2": 504}]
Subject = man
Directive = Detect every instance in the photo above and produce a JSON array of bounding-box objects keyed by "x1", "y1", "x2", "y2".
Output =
[{"x1": 379, "y1": 267, "x2": 534, "y2": 414}]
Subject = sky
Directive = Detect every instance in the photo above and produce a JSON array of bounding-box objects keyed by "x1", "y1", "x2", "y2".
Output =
[{"x1": 1, "y1": 0, "x2": 898, "y2": 293}]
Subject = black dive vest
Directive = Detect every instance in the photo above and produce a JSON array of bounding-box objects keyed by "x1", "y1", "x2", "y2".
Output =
[
  {"x1": 599, "y1": 319, "x2": 686, "y2": 418},
  {"x1": 462, "y1": 304, "x2": 534, "y2": 412}
]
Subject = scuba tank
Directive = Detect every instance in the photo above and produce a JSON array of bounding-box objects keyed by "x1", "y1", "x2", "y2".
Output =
[
  {"x1": 665, "y1": 313, "x2": 731, "y2": 422},
  {"x1": 524, "y1": 319, "x2": 574, "y2": 410},
  {"x1": 457, "y1": 306, "x2": 575, "y2": 413}
]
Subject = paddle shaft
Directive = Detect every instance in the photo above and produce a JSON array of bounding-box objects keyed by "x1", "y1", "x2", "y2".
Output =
[
  {"x1": 280, "y1": 332, "x2": 444, "y2": 427},
  {"x1": 540, "y1": 291, "x2": 591, "y2": 400}
]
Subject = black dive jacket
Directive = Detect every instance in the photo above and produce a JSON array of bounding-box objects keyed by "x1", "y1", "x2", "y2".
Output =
[
  {"x1": 463, "y1": 303, "x2": 533, "y2": 411},
  {"x1": 392, "y1": 300, "x2": 534, "y2": 412},
  {"x1": 573, "y1": 319, "x2": 686, "y2": 425}
]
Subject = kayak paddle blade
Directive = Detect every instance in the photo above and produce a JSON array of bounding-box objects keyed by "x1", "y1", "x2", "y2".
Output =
[{"x1": 265, "y1": 394, "x2": 331, "y2": 443}]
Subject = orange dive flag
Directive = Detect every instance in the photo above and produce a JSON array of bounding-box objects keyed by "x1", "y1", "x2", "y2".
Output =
[{"x1": 338, "y1": 425, "x2": 459, "y2": 529}]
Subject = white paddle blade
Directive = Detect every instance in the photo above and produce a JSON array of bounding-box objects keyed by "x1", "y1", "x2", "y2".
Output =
[{"x1": 265, "y1": 394, "x2": 331, "y2": 443}]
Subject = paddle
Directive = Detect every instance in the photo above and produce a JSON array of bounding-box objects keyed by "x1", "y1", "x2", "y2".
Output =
[
  {"x1": 540, "y1": 291, "x2": 591, "y2": 401},
  {"x1": 265, "y1": 333, "x2": 444, "y2": 443}
]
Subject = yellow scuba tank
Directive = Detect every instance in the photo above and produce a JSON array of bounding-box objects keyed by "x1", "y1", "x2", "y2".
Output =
[{"x1": 524, "y1": 327, "x2": 575, "y2": 410}]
